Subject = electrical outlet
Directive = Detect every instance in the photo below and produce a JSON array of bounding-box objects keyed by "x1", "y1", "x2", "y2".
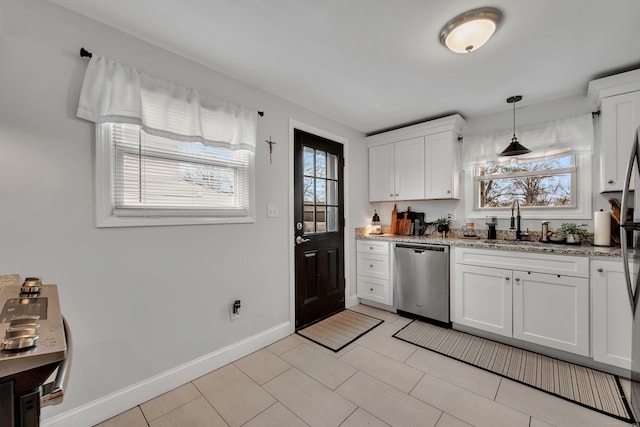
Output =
[{"x1": 230, "y1": 299, "x2": 241, "y2": 320}]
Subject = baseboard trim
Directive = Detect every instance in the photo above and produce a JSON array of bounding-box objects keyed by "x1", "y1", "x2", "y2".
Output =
[
  {"x1": 42, "y1": 321, "x2": 291, "y2": 427},
  {"x1": 346, "y1": 294, "x2": 360, "y2": 308}
]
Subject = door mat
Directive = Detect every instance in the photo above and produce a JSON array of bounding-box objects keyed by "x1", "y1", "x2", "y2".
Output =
[
  {"x1": 393, "y1": 320, "x2": 634, "y2": 423},
  {"x1": 296, "y1": 309, "x2": 383, "y2": 352}
]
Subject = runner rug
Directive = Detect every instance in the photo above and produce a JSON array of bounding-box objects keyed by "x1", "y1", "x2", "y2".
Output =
[
  {"x1": 393, "y1": 320, "x2": 634, "y2": 423},
  {"x1": 296, "y1": 309, "x2": 383, "y2": 352}
]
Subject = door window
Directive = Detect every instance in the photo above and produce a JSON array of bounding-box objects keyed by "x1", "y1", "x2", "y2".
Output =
[{"x1": 303, "y1": 146, "x2": 339, "y2": 233}]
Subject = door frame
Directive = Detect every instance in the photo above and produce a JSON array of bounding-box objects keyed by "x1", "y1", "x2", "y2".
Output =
[{"x1": 288, "y1": 119, "x2": 352, "y2": 333}]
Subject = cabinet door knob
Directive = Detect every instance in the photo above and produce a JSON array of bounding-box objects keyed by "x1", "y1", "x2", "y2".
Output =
[
  {"x1": 390, "y1": 193, "x2": 394, "y2": 197},
  {"x1": 370, "y1": 288, "x2": 373, "y2": 292},
  {"x1": 515, "y1": 277, "x2": 520, "y2": 282},
  {"x1": 370, "y1": 264, "x2": 374, "y2": 268},
  {"x1": 597, "y1": 267, "x2": 604, "y2": 273},
  {"x1": 447, "y1": 190, "x2": 451, "y2": 194},
  {"x1": 505, "y1": 277, "x2": 510, "y2": 281},
  {"x1": 395, "y1": 193, "x2": 399, "y2": 197},
  {"x1": 608, "y1": 179, "x2": 614, "y2": 184}
]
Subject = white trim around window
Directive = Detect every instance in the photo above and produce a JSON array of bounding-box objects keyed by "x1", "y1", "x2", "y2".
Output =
[
  {"x1": 464, "y1": 153, "x2": 592, "y2": 220},
  {"x1": 95, "y1": 123, "x2": 255, "y2": 227}
]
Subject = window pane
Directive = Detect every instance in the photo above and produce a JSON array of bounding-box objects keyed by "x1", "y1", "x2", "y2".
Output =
[
  {"x1": 479, "y1": 173, "x2": 573, "y2": 207},
  {"x1": 315, "y1": 179, "x2": 326, "y2": 203},
  {"x1": 315, "y1": 206, "x2": 326, "y2": 232},
  {"x1": 326, "y1": 180, "x2": 338, "y2": 205},
  {"x1": 479, "y1": 155, "x2": 573, "y2": 177},
  {"x1": 315, "y1": 151, "x2": 326, "y2": 178},
  {"x1": 112, "y1": 124, "x2": 251, "y2": 215},
  {"x1": 304, "y1": 204, "x2": 315, "y2": 233},
  {"x1": 303, "y1": 177, "x2": 314, "y2": 202},
  {"x1": 326, "y1": 154, "x2": 338, "y2": 179},
  {"x1": 303, "y1": 147, "x2": 314, "y2": 176},
  {"x1": 326, "y1": 206, "x2": 338, "y2": 232}
]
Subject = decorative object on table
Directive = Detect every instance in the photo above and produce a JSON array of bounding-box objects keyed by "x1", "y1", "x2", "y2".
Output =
[
  {"x1": 435, "y1": 215, "x2": 452, "y2": 237},
  {"x1": 540, "y1": 221, "x2": 550, "y2": 242},
  {"x1": 462, "y1": 222, "x2": 476, "y2": 237},
  {"x1": 265, "y1": 136, "x2": 276, "y2": 164},
  {"x1": 390, "y1": 204, "x2": 398, "y2": 235},
  {"x1": 557, "y1": 222, "x2": 589, "y2": 244},
  {"x1": 371, "y1": 210, "x2": 382, "y2": 235},
  {"x1": 594, "y1": 209, "x2": 612, "y2": 246}
]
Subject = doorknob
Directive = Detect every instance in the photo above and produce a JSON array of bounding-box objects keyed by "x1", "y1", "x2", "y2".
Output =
[{"x1": 296, "y1": 236, "x2": 310, "y2": 244}]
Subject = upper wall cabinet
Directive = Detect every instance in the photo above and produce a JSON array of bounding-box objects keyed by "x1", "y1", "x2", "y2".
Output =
[
  {"x1": 588, "y1": 69, "x2": 640, "y2": 193},
  {"x1": 369, "y1": 137, "x2": 425, "y2": 201},
  {"x1": 367, "y1": 114, "x2": 465, "y2": 202}
]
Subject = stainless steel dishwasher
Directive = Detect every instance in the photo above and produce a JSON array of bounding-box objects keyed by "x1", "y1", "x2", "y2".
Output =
[{"x1": 394, "y1": 243, "x2": 450, "y2": 325}]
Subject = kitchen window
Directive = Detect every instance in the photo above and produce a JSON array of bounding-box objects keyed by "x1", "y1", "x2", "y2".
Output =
[
  {"x1": 474, "y1": 153, "x2": 576, "y2": 209},
  {"x1": 77, "y1": 55, "x2": 257, "y2": 227}
]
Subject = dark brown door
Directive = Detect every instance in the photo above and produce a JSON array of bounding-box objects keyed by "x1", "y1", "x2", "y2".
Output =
[{"x1": 294, "y1": 129, "x2": 345, "y2": 329}]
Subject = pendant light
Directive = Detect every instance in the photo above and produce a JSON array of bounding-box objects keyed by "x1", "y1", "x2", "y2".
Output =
[
  {"x1": 499, "y1": 95, "x2": 531, "y2": 156},
  {"x1": 439, "y1": 7, "x2": 503, "y2": 54}
]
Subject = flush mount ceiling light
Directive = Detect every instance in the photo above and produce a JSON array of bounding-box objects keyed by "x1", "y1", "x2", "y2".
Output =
[
  {"x1": 499, "y1": 95, "x2": 531, "y2": 157},
  {"x1": 439, "y1": 7, "x2": 503, "y2": 54}
]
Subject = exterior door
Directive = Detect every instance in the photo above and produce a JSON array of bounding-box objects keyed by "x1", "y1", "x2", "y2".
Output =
[{"x1": 294, "y1": 129, "x2": 345, "y2": 329}]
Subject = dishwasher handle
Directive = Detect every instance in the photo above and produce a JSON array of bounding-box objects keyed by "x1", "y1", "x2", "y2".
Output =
[{"x1": 395, "y1": 243, "x2": 448, "y2": 253}]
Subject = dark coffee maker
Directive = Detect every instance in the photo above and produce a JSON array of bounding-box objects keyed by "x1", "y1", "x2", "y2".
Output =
[{"x1": 486, "y1": 222, "x2": 497, "y2": 240}]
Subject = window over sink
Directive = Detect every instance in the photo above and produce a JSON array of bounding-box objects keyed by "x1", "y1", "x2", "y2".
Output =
[{"x1": 475, "y1": 153, "x2": 576, "y2": 209}]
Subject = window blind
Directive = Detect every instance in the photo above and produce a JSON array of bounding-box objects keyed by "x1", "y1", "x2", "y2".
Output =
[{"x1": 111, "y1": 123, "x2": 250, "y2": 216}]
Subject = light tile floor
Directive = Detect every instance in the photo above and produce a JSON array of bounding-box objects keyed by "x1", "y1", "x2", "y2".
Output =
[{"x1": 96, "y1": 304, "x2": 633, "y2": 427}]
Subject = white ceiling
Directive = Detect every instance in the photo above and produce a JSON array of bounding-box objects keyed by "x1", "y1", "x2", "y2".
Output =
[{"x1": 51, "y1": 0, "x2": 640, "y2": 134}]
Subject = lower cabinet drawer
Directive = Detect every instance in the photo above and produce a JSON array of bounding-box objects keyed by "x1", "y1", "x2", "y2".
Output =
[
  {"x1": 357, "y1": 276, "x2": 391, "y2": 305},
  {"x1": 357, "y1": 254, "x2": 389, "y2": 280}
]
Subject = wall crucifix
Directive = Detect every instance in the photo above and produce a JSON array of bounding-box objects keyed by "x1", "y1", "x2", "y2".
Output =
[{"x1": 265, "y1": 136, "x2": 277, "y2": 164}]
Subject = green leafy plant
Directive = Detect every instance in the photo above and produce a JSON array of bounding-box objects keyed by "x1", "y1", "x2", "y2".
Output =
[
  {"x1": 435, "y1": 215, "x2": 452, "y2": 232},
  {"x1": 557, "y1": 223, "x2": 589, "y2": 238},
  {"x1": 434, "y1": 215, "x2": 452, "y2": 227}
]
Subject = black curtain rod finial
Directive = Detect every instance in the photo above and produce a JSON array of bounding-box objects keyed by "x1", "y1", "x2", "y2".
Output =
[{"x1": 80, "y1": 47, "x2": 92, "y2": 58}]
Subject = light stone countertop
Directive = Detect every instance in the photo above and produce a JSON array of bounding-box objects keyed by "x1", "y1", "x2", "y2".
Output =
[{"x1": 358, "y1": 234, "x2": 627, "y2": 258}]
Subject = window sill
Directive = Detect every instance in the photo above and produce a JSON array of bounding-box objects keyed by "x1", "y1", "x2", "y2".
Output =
[{"x1": 96, "y1": 214, "x2": 255, "y2": 228}]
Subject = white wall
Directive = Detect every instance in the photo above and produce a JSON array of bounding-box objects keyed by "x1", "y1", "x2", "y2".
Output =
[
  {"x1": 0, "y1": 0, "x2": 369, "y2": 424},
  {"x1": 371, "y1": 93, "x2": 613, "y2": 234}
]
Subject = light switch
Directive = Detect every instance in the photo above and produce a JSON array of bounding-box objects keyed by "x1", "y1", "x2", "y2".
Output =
[{"x1": 267, "y1": 203, "x2": 279, "y2": 218}]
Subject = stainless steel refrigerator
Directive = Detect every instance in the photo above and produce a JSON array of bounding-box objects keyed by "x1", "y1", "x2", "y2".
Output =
[{"x1": 621, "y1": 126, "x2": 640, "y2": 424}]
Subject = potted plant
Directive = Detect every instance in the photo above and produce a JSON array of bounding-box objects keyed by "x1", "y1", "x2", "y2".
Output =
[
  {"x1": 435, "y1": 215, "x2": 452, "y2": 234},
  {"x1": 557, "y1": 223, "x2": 589, "y2": 244}
]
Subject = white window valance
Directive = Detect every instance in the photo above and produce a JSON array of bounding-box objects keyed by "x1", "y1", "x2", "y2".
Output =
[
  {"x1": 77, "y1": 55, "x2": 257, "y2": 152},
  {"x1": 462, "y1": 113, "x2": 594, "y2": 168}
]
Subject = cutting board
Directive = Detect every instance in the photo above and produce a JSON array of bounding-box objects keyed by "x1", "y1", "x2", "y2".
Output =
[{"x1": 398, "y1": 212, "x2": 412, "y2": 235}]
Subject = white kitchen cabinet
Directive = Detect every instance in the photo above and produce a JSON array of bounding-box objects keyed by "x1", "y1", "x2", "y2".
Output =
[
  {"x1": 368, "y1": 137, "x2": 424, "y2": 202},
  {"x1": 599, "y1": 92, "x2": 640, "y2": 192},
  {"x1": 367, "y1": 114, "x2": 465, "y2": 202},
  {"x1": 452, "y1": 247, "x2": 590, "y2": 356},
  {"x1": 513, "y1": 271, "x2": 589, "y2": 356},
  {"x1": 425, "y1": 131, "x2": 460, "y2": 199},
  {"x1": 591, "y1": 259, "x2": 634, "y2": 369},
  {"x1": 356, "y1": 241, "x2": 392, "y2": 306},
  {"x1": 588, "y1": 69, "x2": 640, "y2": 192},
  {"x1": 368, "y1": 143, "x2": 395, "y2": 202},
  {"x1": 454, "y1": 264, "x2": 512, "y2": 337}
]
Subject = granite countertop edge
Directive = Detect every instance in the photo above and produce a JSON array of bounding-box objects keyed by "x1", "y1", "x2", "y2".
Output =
[{"x1": 358, "y1": 235, "x2": 625, "y2": 258}]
